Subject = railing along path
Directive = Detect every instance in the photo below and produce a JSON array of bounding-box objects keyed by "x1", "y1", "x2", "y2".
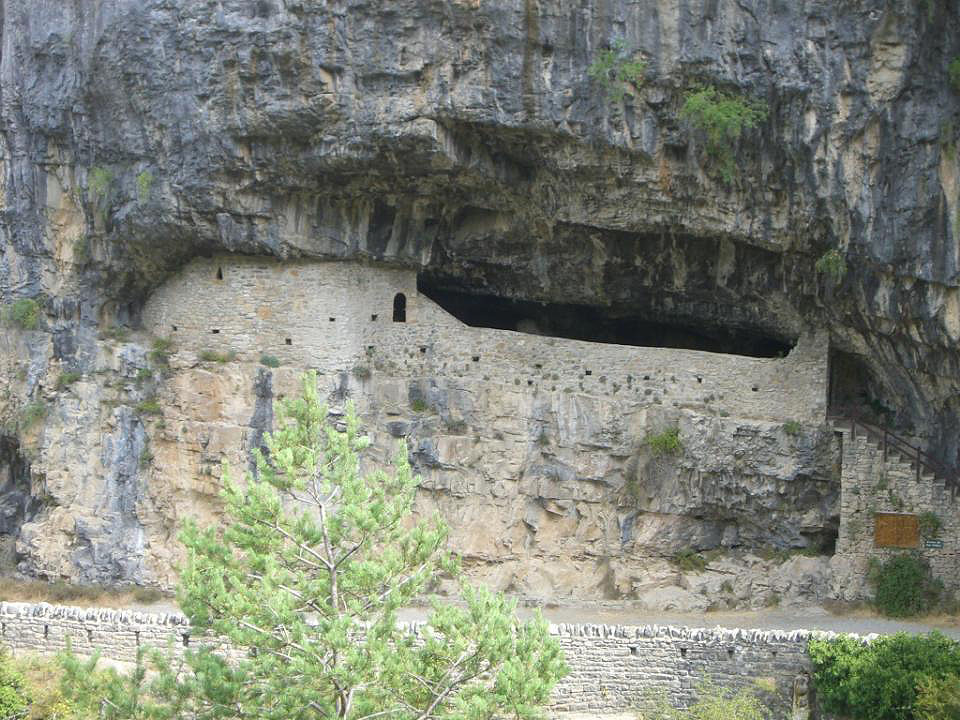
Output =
[{"x1": 829, "y1": 411, "x2": 959, "y2": 497}]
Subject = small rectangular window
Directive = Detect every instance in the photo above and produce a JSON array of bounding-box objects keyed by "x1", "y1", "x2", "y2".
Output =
[
  {"x1": 211, "y1": 329, "x2": 220, "y2": 334},
  {"x1": 285, "y1": 338, "x2": 292, "y2": 345}
]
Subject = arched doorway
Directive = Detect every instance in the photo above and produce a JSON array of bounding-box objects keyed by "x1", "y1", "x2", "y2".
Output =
[{"x1": 393, "y1": 293, "x2": 407, "y2": 323}]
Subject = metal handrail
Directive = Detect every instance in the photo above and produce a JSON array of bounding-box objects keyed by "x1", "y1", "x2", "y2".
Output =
[{"x1": 828, "y1": 411, "x2": 959, "y2": 493}]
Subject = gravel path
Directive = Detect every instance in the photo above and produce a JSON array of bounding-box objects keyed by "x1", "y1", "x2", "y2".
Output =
[{"x1": 124, "y1": 601, "x2": 960, "y2": 638}]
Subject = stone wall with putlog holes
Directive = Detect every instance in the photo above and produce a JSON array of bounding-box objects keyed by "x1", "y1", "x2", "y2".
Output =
[{"x1": 0, "y1": 601, "x2": 838, "y2": 718}]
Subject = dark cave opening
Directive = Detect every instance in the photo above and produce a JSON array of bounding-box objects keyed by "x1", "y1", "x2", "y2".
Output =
[
  {"x1": 0, "y1": 436, "x2": 39, "y2": 572},
  {"x1": 418, "y1": 280, "x2": 794, "y2": 359}
]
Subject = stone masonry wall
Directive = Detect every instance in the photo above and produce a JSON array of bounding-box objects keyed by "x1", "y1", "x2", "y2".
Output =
[
  {"x1": 0, "y1": 602, "x2": 824, "y2": 719},
  {"x1": 143, "y1": 256, "x2": 829, "y2": 424},
  {"x1": 833, "y1": 430, "x2": 960, "y2": 598}
]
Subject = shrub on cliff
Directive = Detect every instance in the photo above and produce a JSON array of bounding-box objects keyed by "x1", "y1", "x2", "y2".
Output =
[
  {"x1": 59, "y1": 371, "x2": 567, "y2": 719},
  {"x1": 808, "y1": 631, "x2": 960, "y2": 720},
  {"x1": 2, "y1": 298, "x2": 41, "y2": 330},
  {"x1": 680, "y1": 85, "x2": 767, "y2": 183}
]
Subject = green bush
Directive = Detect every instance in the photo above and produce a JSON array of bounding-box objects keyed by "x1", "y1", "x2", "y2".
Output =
[
  {"x1": 588, "y1": 40, "x2": 647, "y2": 100},
  {"x1": 645, "y1": 427, "x2": 682, "y2": 456},
  {"x1": 679, "y1": 85, "x2": 767, "y2": 182},
  {"x1": 816, "y1": 248, "x2": 848, "y2": 284},
  {"x1": 809, "y1": 632, "x2": 960, "y2": 720},
  {"x1": 782, "y1": 420, "x2": 802, "y2": 436},
  {"x1": 351, "y1": 364, "x2": 372, "y2": 380},
  {"x1": 410, "y1": 397, "x2": 429, "y2": 413},
  {"x1": 950, "y1": 57, "x2": 960, "y2": 93},
  {"x1": 134, "y1": 368, "x2": 153, "y2": 383},
  {"x1": 3, "y1": 298, "x2": 41, "y2": 330},
  {"x1": 17, "y1": 401, "x2": 47, "y2": 433},
  {"x1": 870, "y1": 554, "x2": 942, "y2": 617},
  {"x1": 259, "y1": 354, "x2": 280, "y2": 368},
  {"x1": 916, "y1": 674, "x2": 960, "y2": 720},
  {"x1": 638, "y1": 678, "x2": 768, "y2": 719},
  {"x1": 0, "y1": 648, "x2": 30, "y2": 720},
  {"x1": 148, "y1": 338, "x2": 174, "y2": 366},
  {"x1": 670, "y1": 548, "x2": 707, "y2": 572},
  {"x1": 918, "y1": 511, "x2": 942, "y2": 539}
]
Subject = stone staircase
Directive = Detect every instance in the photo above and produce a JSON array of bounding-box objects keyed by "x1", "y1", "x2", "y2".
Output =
[{"x1": 830, "y1": 415, "x2": 960, "y2": 594}]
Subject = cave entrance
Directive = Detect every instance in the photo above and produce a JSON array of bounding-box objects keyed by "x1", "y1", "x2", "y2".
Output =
[
  {"x1": 828, "y1": 350, "x2": 895, "y2": 426},
  {"x1": 0, "y1": 436, "x2": 39, "y2": 573},
  {"x1": 417, "y1": 280, "x2": 793, "y2": 358}
]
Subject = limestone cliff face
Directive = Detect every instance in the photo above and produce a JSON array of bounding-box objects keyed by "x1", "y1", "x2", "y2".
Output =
[{"x1": 0, "y1": 0, "x2": 957, "y2": 602}]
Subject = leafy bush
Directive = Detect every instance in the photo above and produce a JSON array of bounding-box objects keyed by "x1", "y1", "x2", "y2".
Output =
[
  {"x1": 782, "y1": 420, "x2": 802, "y2": 436},
  {"x1": 670, "y1": 548, "x2": 707, "y2": 572},
  {"x1": 72, "y1": 236, "x2": 90, "y2": 266},
  {"x1": 0, "y1": 648, "x2": 30, "y2": 720},
  {"x1": 3, "y1": 298, "x2": 41, "y2": 330},
  {"x1": 134, "y1": 368, "x2": 152, "y2": 383},
  {"x1": 351, "y1": 364, "x2": 372, "y2": 380},
  {"x1": 916, "y1": 674, "x2": 960, "y2": 720},
  {"x1": 148, "y1": 338, "x2": 174, "y2": 366},
  {"x1": 131, "y1": 587, "x2": 164, "y2": 605},
  {"x1": 638, "y1": 678, "x2": 768, "y2": 719},
  {"x1": 918, "y1": 511, "x2": 942, "y2": 539},
  {"x1": 679, "y1": 85, "x2": 767, "y2": 182},
  {"x1": 259, "y1": 354, "x2": 280, "y2": 368},
  {"x1": 869, "y1": 554, "x2": 942, "y2": 617},
  {"x1": 816, "y1": 248, "x2": 848, "y2": 284},
  {"x1": 645, "y1": 427, "x2": 682, "y2": 456},
  {"x1": 809, "y1": 631, "x2": 960, "y2": 720},
  {"x1": 410, "y1": 397, "x2": 429, "y2": 413},
  {"x1": 588, "y1": 40, "x2": 647, "y2": 100},
  {"x1": 950, "y1": 57, "x2": 960, "y2": 93}
]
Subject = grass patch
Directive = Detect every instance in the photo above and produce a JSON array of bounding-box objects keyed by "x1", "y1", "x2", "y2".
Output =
[
  {"x1": 135, "y1": 398, "x2": 162, "y2": 416},
  {"x1": 259, "y1": 354, "x2": 280, "y2": 368},
  {"x1": 3, "y1": 298, "x2": 41, "y2": 330},
  {"x1": 55, "y1": 371, "x2": 82, "y2": 391},
  {"x1": 199, "y1": 349, "x2": 236, "y2": 363},
  {"x1": 135, "y1": 368, "x2": 153, "y2": 383},
  {"x1": 0, "y1": 577, "x2": 169, "y2": 608},
  {"x1": 101, "y1": 325, "x2": 129, "y2": 342},
  {"x1": 644, "y1": 427, "x2": 682, "y2": 456},
  {"x1": 139, "y1": 447, "x2": 153, "y2": 469}
]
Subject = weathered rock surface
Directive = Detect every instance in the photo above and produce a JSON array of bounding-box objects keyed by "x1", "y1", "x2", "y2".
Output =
[{"x1": 0, "y1": 0, "x2": 958, "y2": 602}]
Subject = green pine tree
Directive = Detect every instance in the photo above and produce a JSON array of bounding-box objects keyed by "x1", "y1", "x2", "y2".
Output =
[{"x1": 59, "y1": 371, "x2": 566, "y2": 720}]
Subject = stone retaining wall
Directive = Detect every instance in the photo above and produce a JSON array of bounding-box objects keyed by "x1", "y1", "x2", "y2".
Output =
[
  {"x1": 143, "y1": 256, "x2": 828, "y2": 423},
  {"x1": 0, "y1": 601, "x2": 840, "y2": 718}
]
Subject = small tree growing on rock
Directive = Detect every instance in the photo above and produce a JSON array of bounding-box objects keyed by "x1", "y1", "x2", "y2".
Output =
[{"x1": 61, "y1": 371, "x2": 567, "y2": 719}]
